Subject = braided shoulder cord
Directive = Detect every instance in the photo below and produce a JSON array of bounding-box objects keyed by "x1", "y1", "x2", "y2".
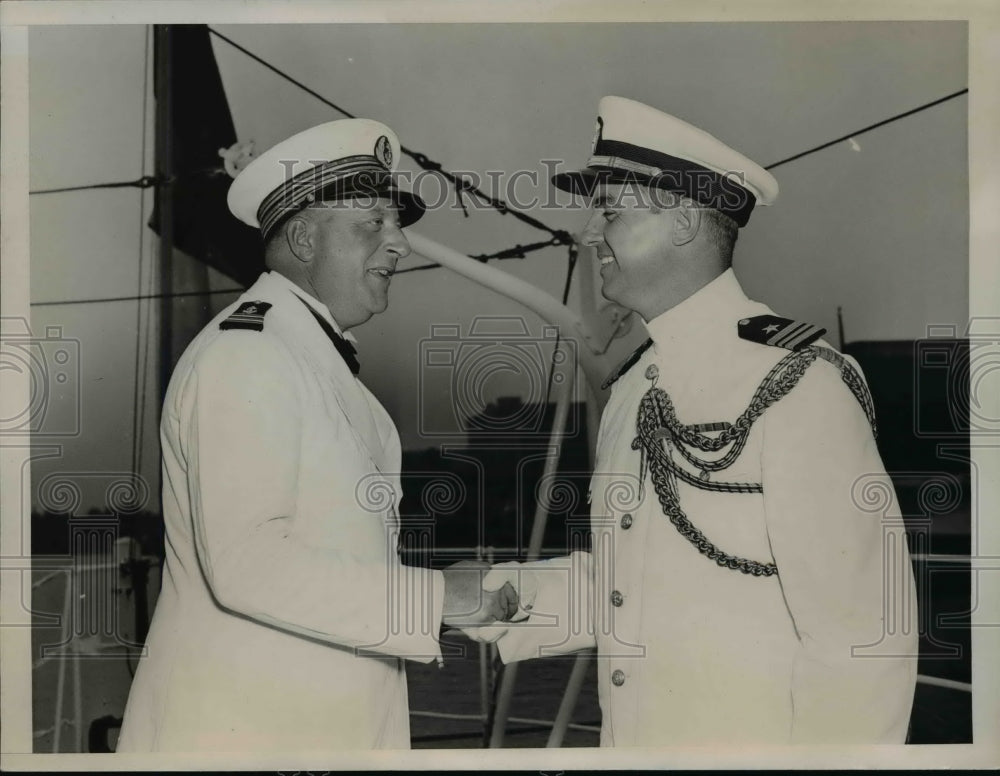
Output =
[
  {"x1": 632, "y1": 432, "x2": 764, "y2": 493},
  {"x1": 632, "y1": 420, "x2": 778, "y2": 575},
  {"x1": 648, "y1": 349, "x2": 818, "y2": 473},
  {"x1": 633, "y1": 375, "x2": 790, "y2": 576},
  {"x1": 632, "y1": 345, "x2": 878, "y2": 577},
  {"x1": 813, "y1": 347, "x2": 879, "y2": 439}
]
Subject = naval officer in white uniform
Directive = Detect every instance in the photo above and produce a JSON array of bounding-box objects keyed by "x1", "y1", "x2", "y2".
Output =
[
  {"x1": 472, "y1": 97, "x2": 919, "y2": 746},
  {"x1": 117, "y1": 119, "x2": 518, "y2": 752}
]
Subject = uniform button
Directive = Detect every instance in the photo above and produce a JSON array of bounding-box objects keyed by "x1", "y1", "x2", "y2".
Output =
[
  {"x1": 611, "y1": 669, "x2": 626, "y2": 687},
  {"x1": 620, "y1": 513, "x2": 633, "y2": 530},
  {"x1": 610, "y1": 590, "x2": 624, "y2": 607}
]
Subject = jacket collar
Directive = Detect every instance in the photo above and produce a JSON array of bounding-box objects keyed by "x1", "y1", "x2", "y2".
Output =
[
  {"x1": 643, "y1": 269, "x2": 755, "y2": 361},
  {"x1": 257, "y1": 271, "x2": 358, "y2": 345}
]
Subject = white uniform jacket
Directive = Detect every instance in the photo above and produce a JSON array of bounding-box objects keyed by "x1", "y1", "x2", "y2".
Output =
[
  {"x1": 494, "y1": 270, "x2": 918, "y2": 746},
  {"x1": 118, "y1": 271, "x2": 445, "y2": 752}
]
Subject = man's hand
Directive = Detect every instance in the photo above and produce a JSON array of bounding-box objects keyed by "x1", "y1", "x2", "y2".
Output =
[
  {"x1": 482, "y1": 563, "x2": 537, "y2": 621},
  {"x1": 442, "y1": 560, "x2": 519, "y2": 627},
  {"x1": 458, "y1": 562, "x2": 540, "y2": 643}
]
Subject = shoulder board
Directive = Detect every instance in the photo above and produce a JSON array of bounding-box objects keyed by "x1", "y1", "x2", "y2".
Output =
[
  {"x1": 737, "y1": 314, "x2": 826, "y2": 352},
  {"x1": 219, "y1": 301, "x2": 272, "y2": 332},
  {"x1": 601, "y1": 338, "x2": 653, "y2": 390}
]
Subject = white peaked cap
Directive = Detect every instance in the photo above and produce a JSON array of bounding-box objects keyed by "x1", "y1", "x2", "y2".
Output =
[
  {"x1": 227, "y1": 118, "x2": 425, "y2": 240},
  {"x1": 553, "y1": 96, "x2": 778, "y2": 226}
]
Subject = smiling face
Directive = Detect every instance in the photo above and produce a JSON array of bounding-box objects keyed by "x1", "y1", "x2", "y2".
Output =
[
  {"x1": 303, "y1": 196, "x2": 411, "y2": 329},
  {"x1": 580, "y1": 183, "x2": 678, "y2": 319}
]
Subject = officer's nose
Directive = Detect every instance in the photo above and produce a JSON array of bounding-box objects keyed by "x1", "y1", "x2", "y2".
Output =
[
  {"x1": 580, "y1": 210, "x2": 607, "y2": 249},
  {"x1": 385, "y1": 222, "x2": 412, "y2": 261}
]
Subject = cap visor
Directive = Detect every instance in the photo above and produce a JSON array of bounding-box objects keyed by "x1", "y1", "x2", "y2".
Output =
[
  {"x1": 315, "y1": 173, "x2": 426, "y2": 227},
  {"x1": 386, "y1": 186, "x2": 425, "y2": 228}
]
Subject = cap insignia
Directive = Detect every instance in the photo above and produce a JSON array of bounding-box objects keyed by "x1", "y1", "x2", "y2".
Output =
[
  {"x1": 591, "y1": 115, "x2": 604, "y2": 154},
  {"x1": 374, "y1": 135, "x2": 393, "y2": 169}
]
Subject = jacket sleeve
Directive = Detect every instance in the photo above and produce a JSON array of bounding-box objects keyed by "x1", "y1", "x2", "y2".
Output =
[
  {"x1": 177, "y1": 333, "x2": 445, "y2": 663},
  {"x1": 487, "y1": 552, "x2": 598, "y2": 663},
  {"x1": 761, "y1": 355, "x2": 918, "y2": 743}
]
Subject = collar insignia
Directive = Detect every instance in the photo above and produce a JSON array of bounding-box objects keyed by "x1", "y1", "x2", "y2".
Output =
[{"x1": 601, "y1": 338, "x2": 654, "y2": 390}]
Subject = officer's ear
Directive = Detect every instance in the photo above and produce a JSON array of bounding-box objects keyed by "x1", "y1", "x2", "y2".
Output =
[
  {"x1": 670, "y1": 197, "x2": 701, "y2": 247},
  {"x1": 286, "y1": 214, "x2": 315, "y2": 263}
]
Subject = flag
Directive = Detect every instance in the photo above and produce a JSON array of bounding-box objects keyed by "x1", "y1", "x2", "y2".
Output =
[{"x1": 149, "y1": 24, "x2": 264, "y2": 286}]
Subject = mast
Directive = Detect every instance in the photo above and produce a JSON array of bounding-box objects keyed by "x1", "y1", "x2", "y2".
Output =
[{"x1": 154, "y1": 24, "x2": 174, "y2": 401}]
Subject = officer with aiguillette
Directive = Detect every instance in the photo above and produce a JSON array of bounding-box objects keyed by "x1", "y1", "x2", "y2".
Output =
[{"x1": 471, "y1": 96, "x2": 919, "y2": 746}]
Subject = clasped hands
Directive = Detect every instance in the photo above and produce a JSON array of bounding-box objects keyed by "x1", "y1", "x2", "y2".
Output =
[{"x1": 441, "y1": 560, "x2": 537, "y2": 632}]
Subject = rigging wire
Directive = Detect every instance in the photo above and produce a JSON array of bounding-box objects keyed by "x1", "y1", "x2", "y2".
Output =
[
  {"x1": 206, "y1": 27, "x2": 359, "y2": 121},
  {"x1": 764, "y1": 88, "x2": 968, "y2": 170},
  {"x1": 394, "y1": 236, "x2": 564, "y2": 275},
  {"x1": 29, "y1": 175, "x2": 163, "y2": 196},
  {"x1": 31, "y1": 287, "x2": 244, "y2": 308},
  {"x1": 26, "y1": 70, "x2": 968, "y2": 215},
  {"x1": 26, "y1": 45, "x2": 968, "y2": 308},
  {"x1": 204, "y1": 26, "x2": 572, "y2": 244}
]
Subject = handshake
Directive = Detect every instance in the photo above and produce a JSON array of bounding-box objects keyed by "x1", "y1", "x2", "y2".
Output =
[{"x1": 440, "y1": 560, "x2": 538, "y2": 634}]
